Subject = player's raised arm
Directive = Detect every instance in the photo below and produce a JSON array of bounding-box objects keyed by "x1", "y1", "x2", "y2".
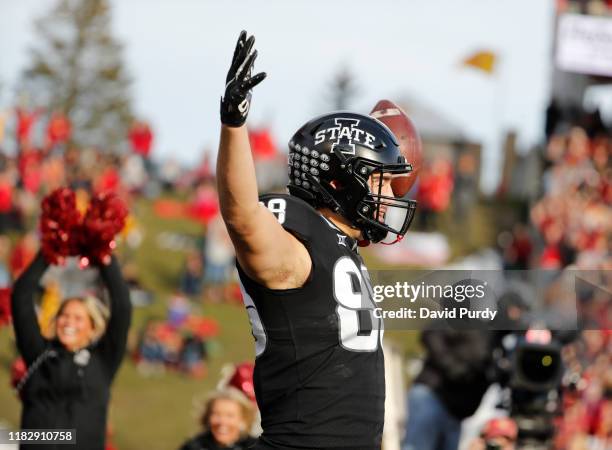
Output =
[{"x1": 217, "y1": 31, "x2": 311, "y2": 289}]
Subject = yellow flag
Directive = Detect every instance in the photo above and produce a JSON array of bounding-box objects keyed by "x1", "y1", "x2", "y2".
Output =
[{"x1": 462, "y1": 50, "x2": 496, "y2": 74}]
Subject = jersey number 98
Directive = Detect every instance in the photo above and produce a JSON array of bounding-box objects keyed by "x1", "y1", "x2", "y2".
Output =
[{"x1": 333, "y1": 257, "x2": 381, "y2": 352}]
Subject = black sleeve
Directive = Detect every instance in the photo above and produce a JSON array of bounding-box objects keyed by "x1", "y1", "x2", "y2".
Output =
[
  {"x1": 176, "y1": 433, "x2": 206, "y2": 450},
  {"x1": 176, "y1": 440, "x2": 196, "y2": 450},
  {"x1": 10, "y1": 252, "x2": 49, "y2": 365},
  {"x1": 97, "y1": 255, "x2": 132, "y2": 377}
]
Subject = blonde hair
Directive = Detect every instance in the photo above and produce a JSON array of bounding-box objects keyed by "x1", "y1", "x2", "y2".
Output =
[
  {"x1": 49, "y1": 295, "x2": 110, "y2": 343},
  {"x1": 198, "y1": 388, "x2": 255, "y2": 435}
]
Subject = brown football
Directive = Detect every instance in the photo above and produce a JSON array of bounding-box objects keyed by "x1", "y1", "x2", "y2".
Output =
[{"x1": 370, "y1": 99, "x2": 422, "y2": 195}]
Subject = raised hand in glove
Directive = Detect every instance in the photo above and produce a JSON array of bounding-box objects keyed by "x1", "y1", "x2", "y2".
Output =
[{"x1": 220, "y1": 30, "x2": 267, "y2": 127}]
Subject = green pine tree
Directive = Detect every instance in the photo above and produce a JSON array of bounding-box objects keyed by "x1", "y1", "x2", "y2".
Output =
[{"x1": 20, "y1": 0, "x2": 133, "y2": 150}]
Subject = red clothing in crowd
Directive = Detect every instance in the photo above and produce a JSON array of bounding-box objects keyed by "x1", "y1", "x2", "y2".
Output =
[
  {"x1": 18, "y1": 148, "x2": 43, "y2": 194},
  {"x1": 10, "y1": 357, "x2": 27, "y2": 389},
  {"x1": 16, "y1": 108, "x2": 40, "y2": 145},
  {"x1": 539, "y1": 244, "x2": 562, "y2": 269},
  {"x1": 0, "y1": 182, "x2": 13, "y2": 213},
  {"x1": 46, "y1": 113, "x2": 72, "y2": 147},
  {"x1": 417, "y1": 163, "x2": 454, "y2": 212},
  {"x1": 96, "y1": 167, "x2": 121, "y2": 193},
  {"x1": 188, "y1": 185, "x2": 219, "y2": 224},
  {"x1": 512, "y1": 235, "x2": 532, "y2": 267},
  {"x1": 128, "y1": 122, "x2": 153, "y2": 157},
  {"x1": 249, "y1": 128, "x2": 277, "y2": 160},
  {"x1": 22, "y1": 169, "x2": 42, "y2": 194},
  {"x1": 0, "y1": 288, "x2": 11, "y2": 327},
  {"x1": 9, "y1": 240, "x2": 36, "y2": 279}
]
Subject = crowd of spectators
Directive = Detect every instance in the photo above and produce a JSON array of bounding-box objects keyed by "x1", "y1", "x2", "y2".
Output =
[
  {"x1": 134, "y1": 293, "x2": 218, "y2": 378},
  {"x1": 539, "y1": 111, "x2": 610, "y2": 449},
  {"x1": 532, "y1": 124, "x2": 610, "y2": 272},
  {"x1": 0, "y1": 96, "x2": 608, "y2": 449},
  {"x1": 494, "y1": 105, "x2": 611, "y2": 449},
  {"x1": 0, "y1": 105, "x2": 251, "y2": 383}
]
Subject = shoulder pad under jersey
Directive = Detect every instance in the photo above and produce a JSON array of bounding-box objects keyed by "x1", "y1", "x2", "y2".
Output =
[{"x1": 259, "y1": 193, "x2": 325, "y2": 242}]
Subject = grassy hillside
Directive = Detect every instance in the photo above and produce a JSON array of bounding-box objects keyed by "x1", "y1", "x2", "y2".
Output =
[
  {"x1": 0, "y1": 196, "x2": 495, "y2": 449},
  {"x1": 0, "y1": 198, "x2": 255, "y2": 449}
]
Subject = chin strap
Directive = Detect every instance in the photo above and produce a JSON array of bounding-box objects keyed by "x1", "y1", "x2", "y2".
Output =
[
  {"x1": 379, "y1": 234, "x2": 404, "y2": 246},
  {"x1": 360, "y1": 230, "x2": 405, "y2": 246}
]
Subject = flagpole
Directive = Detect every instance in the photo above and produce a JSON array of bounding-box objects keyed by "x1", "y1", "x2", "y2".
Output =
[
  {"x1": 493, "y1": 53, "x2": 504, "y2": 195},
  {"x1": 460, "y1": 50, "x2": 500, "y2": 195}
]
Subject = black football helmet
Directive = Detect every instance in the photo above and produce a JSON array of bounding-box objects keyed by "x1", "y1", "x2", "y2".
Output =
[{"x1": 287, "y1": 111, "x2": 417, "y2": 243}]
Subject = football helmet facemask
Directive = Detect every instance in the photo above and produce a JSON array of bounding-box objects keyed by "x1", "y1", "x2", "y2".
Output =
[{"x1": 287, "y1": 112, "x2": 417, "y2": 244}]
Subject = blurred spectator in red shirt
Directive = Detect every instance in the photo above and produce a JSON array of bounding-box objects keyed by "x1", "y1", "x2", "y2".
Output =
[
  {"x1": 18, "y1": 144, "x2": 43, "y2": 194},
  {"x1": 188, "y1": 180, "x2": 219, "y2": 225},
  {"x1": 417, "y1": 157, "x2": 454, "y2": 229},
  {"x1": 249, "y1": 128, "x2": 277, "y2": 160},
  {"x1": 128, "y1": 120, "x2": 153, "y2": 158},
  {"x1": 16, "y1": 107, "x2": 40, "y2": 146},
  {"x1": 46, "y1": 111, "x2": 72, "y2": 148},
  {"x1": 502, "y1": 223, "x2": 533, "y2": 270},
  {"x1": 9, "y1": 232, "x2": 37, "y2": 278},
  {"x1": 0, "y1": 177, "x2": 13, "y2": 213},
  {"x1": 95, "y1": 157, "x2": 122, "y2": 193}
]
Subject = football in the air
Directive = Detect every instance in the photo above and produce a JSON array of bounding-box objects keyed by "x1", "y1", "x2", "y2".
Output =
[{"x1": 370, "y1": 99, "x2": 422, "y2": 195}]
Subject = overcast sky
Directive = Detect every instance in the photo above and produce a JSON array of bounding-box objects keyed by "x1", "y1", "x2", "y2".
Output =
[{"x1": 0, "y1": 0, "x2": 556, "y2": 191}]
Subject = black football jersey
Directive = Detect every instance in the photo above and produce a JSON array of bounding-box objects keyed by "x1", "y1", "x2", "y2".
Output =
[{"x1": 237, "y1": 194, "x2": 385, "y2": 450}]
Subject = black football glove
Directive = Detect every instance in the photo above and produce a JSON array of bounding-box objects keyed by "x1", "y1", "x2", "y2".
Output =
[{"x1": 220, "y1": 30, "x2": 267, "y2": 127}]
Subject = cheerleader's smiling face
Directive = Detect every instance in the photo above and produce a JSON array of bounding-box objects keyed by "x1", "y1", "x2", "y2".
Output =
[
  {"x1": 55, "y1": 299, "x2": 95, "y2": 352},
  {"x1": 208, "y1": 398, "x2": 245, "y2": 446}
]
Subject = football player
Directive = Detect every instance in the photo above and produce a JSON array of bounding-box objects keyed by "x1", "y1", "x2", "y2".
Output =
[{"x1": 217, "y1": 31, "x2": 418, "y2": 450}]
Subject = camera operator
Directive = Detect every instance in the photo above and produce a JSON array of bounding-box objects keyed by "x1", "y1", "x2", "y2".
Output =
[
  {"x1": 489, "y1": 285, "x2": 579, "y2": 450},
  {"x1": 402, "y1": 327, "x2": 493, "y2": 450}
]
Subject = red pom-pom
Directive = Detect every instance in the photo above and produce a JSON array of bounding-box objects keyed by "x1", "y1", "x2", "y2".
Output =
[
  {"x1": 39, "y1": 188, "x2": 82, "y2": 264},
  {"x1": 79, "y1": 191, "x2": 128, "y2": 265}
]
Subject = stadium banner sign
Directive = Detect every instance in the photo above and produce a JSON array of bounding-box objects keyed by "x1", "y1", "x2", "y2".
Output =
[{"x1": 556, "y1": 13, "x2": 612, "y2": 77}]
